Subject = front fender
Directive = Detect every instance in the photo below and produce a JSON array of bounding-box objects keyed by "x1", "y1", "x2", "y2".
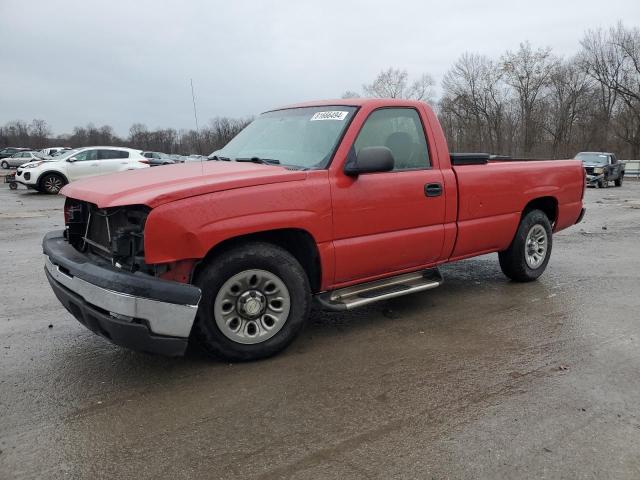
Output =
[{"x1": 143, "y1": 173, "x2": 333, "y2": 265}]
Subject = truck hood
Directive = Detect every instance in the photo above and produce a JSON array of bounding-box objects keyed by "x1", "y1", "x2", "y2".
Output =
[{"x1": 61, "y1": 161, "x2": 307, "y2": 208}]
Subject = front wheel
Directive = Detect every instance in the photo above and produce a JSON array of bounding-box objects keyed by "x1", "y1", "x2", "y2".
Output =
[
  {"x1": 40, "y1": 173, "x2": 66, "y2": 194},
  {"x1": 1, "y1": 160, "x2": 9, "y2": 169},
  {"x1": 499, "y1": 210, "x2": 553, "y2": 282},
  {"x1": 615, "y1": 176, "x2": 623, "y2": 187},
  {"x1": 192, "y1": 242, "x2": 311, "y2": 361}
]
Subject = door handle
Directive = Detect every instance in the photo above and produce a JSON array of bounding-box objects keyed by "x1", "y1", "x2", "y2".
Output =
[{"x1": 424, "y1": 183, "x2": 442, "y2": 197}]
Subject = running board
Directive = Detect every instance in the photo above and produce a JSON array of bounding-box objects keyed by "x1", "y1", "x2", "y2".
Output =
[{"x1": 315, "y1": 268, "x2": 443, "y2": 311}]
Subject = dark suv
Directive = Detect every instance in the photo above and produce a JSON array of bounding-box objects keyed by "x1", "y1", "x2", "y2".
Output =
[{"x1": 576, "y1": 152, "x2": 625, "y2": 188}]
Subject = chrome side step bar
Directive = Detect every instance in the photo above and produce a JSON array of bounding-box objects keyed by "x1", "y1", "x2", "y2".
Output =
[{"x1": 315, "y1": 268, "x2": 443, "y2": 311}]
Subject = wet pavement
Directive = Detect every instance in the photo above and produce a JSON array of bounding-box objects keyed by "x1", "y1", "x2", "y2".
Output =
[{"x1": 1, "y1": 177, "x2": 640, "y2": 479}]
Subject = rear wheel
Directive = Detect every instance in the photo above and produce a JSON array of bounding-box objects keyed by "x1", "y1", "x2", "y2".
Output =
[
  {"x1": 615, "y1": 175, "x2": 623, "y2": 187},
  {"x1": 192, "y1": 242, "x2": 311, "y2": 361},
  {"x1": 1, "y1": 160, "x2": 8, "y2": 169},
  {"x1": 499, "y1": 209, "x2": 553, "y2": 282},
  {"x1": 40, "y1": 173, "x2": 66, "y2": 194}
]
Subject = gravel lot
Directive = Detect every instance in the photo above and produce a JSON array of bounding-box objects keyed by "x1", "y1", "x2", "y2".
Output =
[{"x1": 1, "y1": 175, "x2": 640, "y2": 479}]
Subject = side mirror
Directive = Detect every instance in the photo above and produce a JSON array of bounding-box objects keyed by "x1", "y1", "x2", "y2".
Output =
[
  {"x1": 344, "y1": 147, "x2": 394, "y2": 176},
  {"x1": 67, "y1": 157, "x2": 77, "y2": 163}
]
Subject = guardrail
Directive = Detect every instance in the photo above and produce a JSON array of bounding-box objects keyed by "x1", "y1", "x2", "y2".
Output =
[{"x1": 624, "y1": 160, "x2": 640, "y2": 178}]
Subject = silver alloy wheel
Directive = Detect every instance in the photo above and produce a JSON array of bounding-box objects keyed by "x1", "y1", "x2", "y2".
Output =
[
  {"x1": 43, "y1": 175, "x2": 63, "y2": 194},
  {"x1": 525, "y1": 224, "x2": 548, "y2": 269},
  {"x1": 214, "y1": 269, "x2": 291, "y2": 345}
]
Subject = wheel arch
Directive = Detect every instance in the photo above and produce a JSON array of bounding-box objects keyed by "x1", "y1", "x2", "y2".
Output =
[
  {"x1": 37, "y1": 170, "x2": 69, "y2": 188},
  {"x1": 194, "y1": 228, "x2": 322, "y2": 293},
  {"x1": 522, "y1": 196, "x2": 558, "y2": 227}
]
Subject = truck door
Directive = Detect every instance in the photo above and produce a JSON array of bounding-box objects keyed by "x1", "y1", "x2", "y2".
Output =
[{"x1": 330, "y1": 107, "x2": 446, "y2": 285}]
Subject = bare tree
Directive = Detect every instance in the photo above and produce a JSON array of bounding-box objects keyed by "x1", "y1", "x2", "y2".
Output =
[
  {"x1": 543, "y1": 58, "x2": 593, "y2": 157},
  {"x1": 441, "y1": 53, "x2": 508, "y2": 152},
  {"x1": 28, "y1": 119, "x2": 52, "y2": 147},
  {"x1": 501, "y1": 42, "x2": 559, "y2": 155},
  {"x1": 361, "y1": 67, "x2": 435, "y2": 101}
]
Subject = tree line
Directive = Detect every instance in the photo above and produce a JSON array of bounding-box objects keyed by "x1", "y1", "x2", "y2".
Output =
[
  {"x1": 0, "y1": 117, "x2": 252, "y2": 156},
  {"x1": 2, "y1": 22, "x2": 639, "y2": 159}
]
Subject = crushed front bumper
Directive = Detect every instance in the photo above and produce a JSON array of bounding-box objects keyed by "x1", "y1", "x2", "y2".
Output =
[
  {"x1": 586, "y1": 173, "x2": 604, "y2": 186},
  {"x1": 43, "y1": 230, "x2": 201, "y2": 356}
]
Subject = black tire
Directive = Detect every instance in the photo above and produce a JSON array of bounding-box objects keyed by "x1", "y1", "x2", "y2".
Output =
[
  {"x1": 598, "y1": 180, "x2": 608, "y2": 188},
  {"x1": 192, "y1": 242, "x2": 311, "y2": 361},
  {"x1": 1, "y1": 160, "x2": 8, "y2": 169},
  {"x1": 39, "y1": 173, "x2": 66, "y2": 194},
  {"x1": 615, "y1": 175, "x2": 623, "y2": 187},
  {"x1": 499, "y1": 209, "x2": 553, "y2": 282}
]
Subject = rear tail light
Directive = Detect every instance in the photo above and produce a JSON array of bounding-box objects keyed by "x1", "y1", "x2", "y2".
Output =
[{"x1": 139, "y1": 159, "x2": 150, "y2": 165}]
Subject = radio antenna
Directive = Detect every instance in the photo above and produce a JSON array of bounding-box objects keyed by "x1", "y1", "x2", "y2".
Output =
[{"x1": 190, "y1": 78, "x2": 203, "y2": 157}]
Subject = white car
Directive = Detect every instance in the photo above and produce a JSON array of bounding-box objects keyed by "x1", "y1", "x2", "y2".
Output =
[
  {"x1": 1, "y1": 151, "x2": 50, "y2": 169},
  {"x1": 15, "y1": 146, "x2": 150, "y2": 194}
]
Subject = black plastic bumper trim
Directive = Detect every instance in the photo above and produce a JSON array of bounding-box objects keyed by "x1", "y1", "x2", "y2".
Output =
[{"x1": 46, "y1": 267, "x2": 188, "y2": 356}]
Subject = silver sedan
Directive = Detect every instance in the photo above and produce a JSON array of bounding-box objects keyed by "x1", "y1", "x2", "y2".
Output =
[{"x1": 1, "y1": 151, "x2": 50, "y2": 169}]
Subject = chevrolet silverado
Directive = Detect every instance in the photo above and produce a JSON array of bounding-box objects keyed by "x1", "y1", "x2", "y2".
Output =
[{"x1": 43, "y1": 99, "x2": 586, "y2": 361}]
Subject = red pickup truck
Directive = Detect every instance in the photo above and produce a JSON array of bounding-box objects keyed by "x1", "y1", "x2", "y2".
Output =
[{"x1": 43, "y1": 99, "x2": 585, "y2": 361}]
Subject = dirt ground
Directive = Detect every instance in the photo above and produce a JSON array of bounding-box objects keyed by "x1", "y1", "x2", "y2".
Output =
[{"x1": 1, "y1": 176, "x2": 640, "y2": 479}]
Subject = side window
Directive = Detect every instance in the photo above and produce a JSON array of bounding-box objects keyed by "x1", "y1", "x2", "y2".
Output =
[
  {"x1": 98, "y1": 150, "x2": 129, "y2": 160},
  {"x1": 353, "y1": 108, "x2": 430, "y2": 170},
  {"x1": 610, "y1": 155, "x2": 617, "y2": 164},
  {"x1": 98, "y1": 149, "x2": 117, "y2": 160},
  {"x1": 73, "y1": 150, "x2": 98, "y2": 161}
]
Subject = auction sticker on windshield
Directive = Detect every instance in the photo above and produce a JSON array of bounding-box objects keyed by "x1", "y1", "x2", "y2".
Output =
[{"x1": 310, "y1": 111, "x2": 349, "y2": 121}]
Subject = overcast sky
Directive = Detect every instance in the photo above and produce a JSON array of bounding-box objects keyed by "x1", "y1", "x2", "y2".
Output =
[{"x1": 1, "y1": 0, "x2": 639, "y2": 136}]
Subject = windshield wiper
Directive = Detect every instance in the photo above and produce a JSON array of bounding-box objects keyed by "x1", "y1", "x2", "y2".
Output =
[
  {"x1": 235, "y1": 157, "x2": 280, "y2": 165},
  {"x1": 209, "y1": 155, "x2": 230, "y2": 161}
]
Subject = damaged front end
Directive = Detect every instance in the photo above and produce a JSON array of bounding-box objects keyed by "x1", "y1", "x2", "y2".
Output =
[
  {"x1": 65, "y1": 199, "x2": 152, "y2": 273},
  {"x1": 583, "y1": 166, "x2": 605, "y2": 187},
  {"x1": 42, "y1": 198, "x2": 202, "y2": 356}
]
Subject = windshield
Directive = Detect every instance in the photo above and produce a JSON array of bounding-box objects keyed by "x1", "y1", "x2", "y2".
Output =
[
  {"x1": 576, "y1": 153, "x2": 610, "y2": 165},
  {"x1": 50, "y1": 148, "x2": 79, "y2": 161},
  {"x1": 213, "y1": 106, "x2": 357, "y2": 169}
]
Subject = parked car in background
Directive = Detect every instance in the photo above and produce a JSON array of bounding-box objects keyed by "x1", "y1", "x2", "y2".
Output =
[
  {"x1": 576, "y1": 151, "x2": 625, "y2": 188},
  {"x1": 184, "y1": 154, "x2": 208, "y2": 162},
  {"x1": 1, "y1": 150, "x2": 50, "y2": 169},
  {"x1": 15, "y1": 146, "x2": 149, "y2": 194},
  {"x1": 0, "y1": 147, "x2": 30, "y2": 159},
  {"x1": 142, "y1": 151, "x2": 176, "y2": 166},
  {"x1": 40, "y1": 147, "x2": 71, "y2": 157},
  {"x1": 168, "y1": 154, "x2": 188, "y2": 163}
]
